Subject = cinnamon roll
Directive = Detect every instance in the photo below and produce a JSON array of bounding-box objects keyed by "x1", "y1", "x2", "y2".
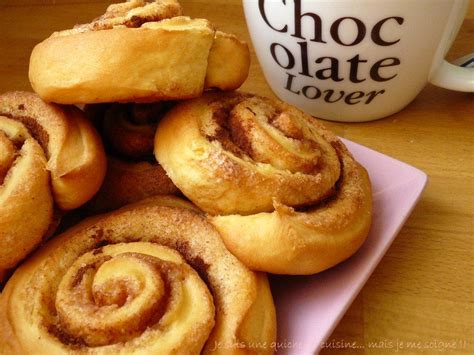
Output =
[
  {"x1": 84, "y1": 103, "x2": 179, "y2": 213},
  {"x1": 0, "y1": 91, "x2": 106, "y2": 278},
  {"x1": 29, "y1": 0, "x2": 250, "y2": 104},
  {"x1": 0, "y1": 196, "x2": 276, "y2": 354},
  {"x1": 154, "y1": 92, "x2": 372, "y2": 275}
]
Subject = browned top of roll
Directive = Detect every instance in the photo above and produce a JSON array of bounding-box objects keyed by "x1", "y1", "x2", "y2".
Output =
[
  {"x1": 60, "y1": 0, "x2": 183, "y2": 36},
  {"x1": 155, "y1": 92, "x2": 342, "y2": 215},
  {"x1": 29, "y1": 1, "x2": 250, "y2": 104},
  {"x1": 154, "y1": 92, "x2": 372, "y2": 275}
]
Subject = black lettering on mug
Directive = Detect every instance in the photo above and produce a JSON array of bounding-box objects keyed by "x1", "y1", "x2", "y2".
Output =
[
  {"x1": 270, "y1": 43, "x2": 295, "y2": 69},
  {"x1": 258, "y1": 0, "x2": 287, "y2": 33},
  {"x1": 297, "y1": 41, "x2": 312, "y2": 77},
  {"x1": 347, "y1": 55, "x2": 369, "y2": 83},
  {"x1": 283, "y1": 72, "x2": 387, "y2": 105},
  {"x1": 344, "y1": 91, "x2": 365, "y2": 105},
  {"x1": 370, "y1": 58, "x2": 401, "y2": 81},
  {"x1": 302, "y1": 85, "x2": 322, "y2": 99},
  {"x1": 285, "y1": 72, "x2": 301, "y2": 95},
  {"x1": 365, "y1": 90, "x2": 386, "y2": 104},
  {"x1": 371, "y1": 17, "x2": 404, "y2": 46},
  {"x1": 292, "y1": 0, "x2": 326, "y2": 43},
  {"x1": 258, "y1": 0, "x2": 403, "y2": 105},
  {"x1": 323, "y1": 90, "x2": 345, "y2": 103},
  {"x1": 330, "y1": 17, "x2": 366, "y2": 46},
  {"x1": 314, "y1": 57, "x2": 343, "y2": 82}
]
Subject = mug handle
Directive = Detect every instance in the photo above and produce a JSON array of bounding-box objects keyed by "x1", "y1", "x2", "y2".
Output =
[{"x1": 429, "y1": 53, "x2": 474, "y2": 92}]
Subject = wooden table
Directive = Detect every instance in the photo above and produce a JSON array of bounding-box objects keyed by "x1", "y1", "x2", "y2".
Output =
[{"x1": 1, "y1": 1, "x2": 472, "y2": 353}]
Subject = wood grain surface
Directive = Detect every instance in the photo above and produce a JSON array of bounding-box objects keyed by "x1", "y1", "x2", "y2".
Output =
[{"x1": 0, "y1": 1, "x2": 472, "y2": 354}]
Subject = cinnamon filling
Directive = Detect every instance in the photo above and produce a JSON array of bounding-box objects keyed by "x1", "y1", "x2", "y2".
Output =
[
  {"x1": 172, "y1": 239, "x2": 210, "y2": 285},
  {"x1": 70, "y1": 255, "x2": 112, "y2": 288},
  {"x1": 46, "y1": 324, "x2": 87, "y2": 349},
  {"x1": 202, "y1": 95, "x2": 323, "y2": 174},
  {"x1": 71, "y1": 0, "x2": 183, "y2": 33},
  {"x1": 206, "y1": 104, "x2": 247, "y2": 158},
  {"x1": 54, "y1": 250, "x2": 187, "y2": 347},
  {"x1": 0, "y1": 113, "x2": 50, "y2": 156}
]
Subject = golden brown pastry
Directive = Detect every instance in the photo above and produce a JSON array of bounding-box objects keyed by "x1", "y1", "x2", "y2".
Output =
[
  {"x1": 29, "y1": 0, "x2": 250, "y2": 104},
  {"x1": 154, "y1": 92, "x2": 372, "y2": 275},
  {"x1": 0, "y1": 91, "x2": 106, "y2": 279},
  {"x1": 84, "y1": 103, "x2": 179, "y2": 213},
  {"x1": 0, "y1": 196, "x2": 276, "y2": 354}
]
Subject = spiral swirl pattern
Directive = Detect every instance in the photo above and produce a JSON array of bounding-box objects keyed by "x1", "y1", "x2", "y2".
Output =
[
  {"x1": 154, "y1": 92, "x2": 372, "y2": 274},
  {"x1": 0, "y1": 196, "x2": 276, "y2": 354},
  {"x1": 65, "y1": 0, "x2": 183, "y2": 35},
  {"x1": 29, "y1": 1, "x2": 250, "y2": 104},
  {"x1": 0, "y1": 91, "x2": 106, "y2": 278},
  {"x1": 54, "y1": 243, "x2": 214, "y2": 350}
]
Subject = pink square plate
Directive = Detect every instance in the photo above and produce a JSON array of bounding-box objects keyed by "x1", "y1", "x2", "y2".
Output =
[{"x1": 270, "y1": 138, "x2": 428, "y2": 354}]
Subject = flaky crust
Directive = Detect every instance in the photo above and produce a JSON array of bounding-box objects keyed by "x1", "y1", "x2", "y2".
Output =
[
  {"x1": 0, "y1": 196, "x2": 276, "y2": 354},
  {"x1": 154, "y1": 92, "x2": 372, "y2": 274},
  {"x1": 0, "y1": 92, "x2": 106, "y2": 277},
  {"x1": 29, "y1": 0, "x2": 250, "y2": 104}
]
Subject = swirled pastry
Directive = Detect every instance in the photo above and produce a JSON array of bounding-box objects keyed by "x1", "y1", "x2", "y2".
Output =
[
  {"x1": 0, "y1": 196, "x2": 276, "y2": 354},
  {"x1": 0, "y1": 91, "x2": 106, "y2": 278},
  {"x1": 154, "y1": 92, "x2": 372, "y2": 275},
  {"x1": 29, "y1": 0, "x2": 250, "y2": 104},
  {"x1": 84, "y1": 103, "x2": 179, "y2": 213}
]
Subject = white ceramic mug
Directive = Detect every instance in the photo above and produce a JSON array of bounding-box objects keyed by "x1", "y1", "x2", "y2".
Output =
[{"x1": 243, "y1": 0, "x2": 474, "y2": 122}]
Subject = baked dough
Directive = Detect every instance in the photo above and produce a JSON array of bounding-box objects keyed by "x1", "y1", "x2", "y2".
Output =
[
  {"x1": 0, "y1": 196, "x2": 276, "y2": 354},
  {"x1": 29, "y1": 0, "x2": 250, "y2": 104},
  {"x1": 154, "y1": 92, "x2": 372, "y2": 274},
  {"x1": 0, "y1": 91, "x2": 106, "y2": 210},
  {"x1": 0, "y1": 91, "x2": 106, "y2": 279},
  {"x1": 84, "y1": 103, "x2": 179, "y2": 213}
]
